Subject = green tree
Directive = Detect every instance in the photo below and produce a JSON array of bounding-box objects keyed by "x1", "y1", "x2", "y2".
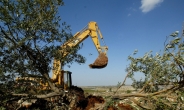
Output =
[
  {"x1": 0, "y1": 0, "x2": 85, "y2": 109},
  {"x1": 112, "y1": 28, "x2": 184, "y2": 109},
  {"x1": 126, "y1": 30, "x2": 184, "y2": 109}
]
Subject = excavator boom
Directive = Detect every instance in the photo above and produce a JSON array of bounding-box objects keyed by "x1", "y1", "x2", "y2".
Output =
[
  {"x1": 52, "y1": 21, "x2": 108, "y2": 87},
  {"x1": 56, "y1": 21, "x2": 108, "y2": 69}
]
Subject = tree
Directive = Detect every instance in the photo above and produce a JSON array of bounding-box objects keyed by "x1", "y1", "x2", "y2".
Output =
[
  {"x1": 0, "y1": 0, "x2": 85, "y2": 109},
  {"x1": 112, "y1": 28, "x2": 184, "y2": 109}
]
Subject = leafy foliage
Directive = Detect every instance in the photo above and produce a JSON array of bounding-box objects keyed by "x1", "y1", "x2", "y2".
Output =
[
  {"x1": 0, "y1": 0, "x2": 86, "y2": 109},
  {"x1": 124, "y1": 30, "x2": 184, "y2": 109},
  {"x1": 0, "y1": 0, "x2": 85, "y2": 77},
  {"x1": 107, "y1": 27, "x2": 184, "y2": 110}
]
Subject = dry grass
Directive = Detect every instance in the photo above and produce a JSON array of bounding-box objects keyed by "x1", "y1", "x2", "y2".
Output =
[{"x1": 81, "y1": 85, "x2": 136, "y2": 97}]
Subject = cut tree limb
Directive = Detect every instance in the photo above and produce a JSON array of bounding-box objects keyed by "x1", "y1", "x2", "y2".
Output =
[{"x1": 12, "y1": 92, "x2": 63, "y2": 99}]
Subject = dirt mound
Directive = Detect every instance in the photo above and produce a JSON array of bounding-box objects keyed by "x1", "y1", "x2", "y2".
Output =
[
  {"x1": 69, "y1": 86, "x2": 85, "y2": 96},
  {"x1": 117, "y1": 103, "x2": 134, "y2": 110},
  {"x1": 106, "y1": 103, "x2": 134, "y2": 110},
  {"x1": 68, "y1": 86, "x2": 105, "y2": 110},
  {"x1": 85, "y1": 95, "x2": 105, "y2": 110}
]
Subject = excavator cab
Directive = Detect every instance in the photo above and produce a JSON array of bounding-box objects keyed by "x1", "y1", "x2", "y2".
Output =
[
  {"x1": 53, "y1": 70, "x2": 72, "y2": 90},
  {"x1": 63, "y1": 71, "x2": 72, "y2": 90}
]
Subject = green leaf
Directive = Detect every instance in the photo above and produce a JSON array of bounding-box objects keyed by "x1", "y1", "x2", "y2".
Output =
[
  {"x1": 172, "y1": 37, "x2": 180, "y2": 44},
  {"x1": 166, "y1": 44, "x2": 174, "y2": 49},
  {"x1": 170, "y1": 31, "x2": 179, "y2": 37}
]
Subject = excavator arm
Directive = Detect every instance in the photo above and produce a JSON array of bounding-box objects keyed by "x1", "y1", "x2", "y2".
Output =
[
  {"x1": 52, "y1": 21, "x2": 108, "y2": 84},
  {"x1": 60, "y1": 21, "x2": 108, "y2": 58}
]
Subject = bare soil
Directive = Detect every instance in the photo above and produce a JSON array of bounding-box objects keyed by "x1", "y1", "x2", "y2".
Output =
[{"x1": 80, "y1": 86, "x2": 136, "y2": 110}]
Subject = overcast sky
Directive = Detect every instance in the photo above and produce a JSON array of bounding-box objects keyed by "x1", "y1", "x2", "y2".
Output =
[{"x1": 50, "y1": 0, "x2": 184, "y2": 86}]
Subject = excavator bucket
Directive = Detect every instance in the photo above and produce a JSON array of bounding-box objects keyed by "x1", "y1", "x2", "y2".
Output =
[{"x1": 89, "y1": 53, "x2": 108, "y2": 69}]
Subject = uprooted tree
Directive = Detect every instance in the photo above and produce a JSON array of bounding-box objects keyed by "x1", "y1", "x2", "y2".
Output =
[
  {"x1": 112, "y1": 28, "x2": 184, "y2": 109},
  {"x1": 0, "y1": 0, "x2": 86, "y2": 109}
]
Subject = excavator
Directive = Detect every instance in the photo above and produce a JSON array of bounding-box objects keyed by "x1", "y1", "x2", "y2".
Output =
[{"x1": 16, "y1": 21, "x2": 108, "y2": 90}]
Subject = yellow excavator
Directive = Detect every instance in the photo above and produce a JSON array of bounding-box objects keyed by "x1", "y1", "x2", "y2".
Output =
[{"x1": 16, "y1": 21, "x2": 108, "y2": 90}]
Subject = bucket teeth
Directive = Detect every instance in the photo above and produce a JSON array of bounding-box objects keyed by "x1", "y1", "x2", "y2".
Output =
[{"x1": 89, "y1": 53, "x2": 108, "y2": 69}]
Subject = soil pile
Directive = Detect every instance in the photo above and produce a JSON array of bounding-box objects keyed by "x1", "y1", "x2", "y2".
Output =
[
  {"x1": 107, "y1": 103, "x2": 134, "y2": 110},
  {"x1": 85, "y1": 95, "x2": 105, "y2": 110}
]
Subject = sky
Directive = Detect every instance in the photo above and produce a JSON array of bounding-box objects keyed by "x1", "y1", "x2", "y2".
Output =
[{"x1": 52, "y1": 0, "x2": 184, "y2": 86}]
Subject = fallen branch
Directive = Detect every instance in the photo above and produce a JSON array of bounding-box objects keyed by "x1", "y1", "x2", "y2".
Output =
[
  {"x1": 12, "y1": 91, "x2": 64, "y2": 99},
  {"x1": 113, "y1": 86, "x2": 176, "y2": 99},
  {"x1": 113, "y1": 93, "x2": 147, "y2": 99},
  {"x1": 129, "y1": 97, "x2": 152, "y2": 110},
  {"x1": 113, "y1": 72, "x2": 130, "y2": 95}
]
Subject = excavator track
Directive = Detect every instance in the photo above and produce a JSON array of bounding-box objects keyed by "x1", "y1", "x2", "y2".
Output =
[{"x1": 89, "y1": 53, "x2": 108, "y2": 69}]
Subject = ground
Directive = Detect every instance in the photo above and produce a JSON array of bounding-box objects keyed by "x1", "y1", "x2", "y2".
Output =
[
  {"x1": 3, "y1": 85, "x2": 136, "y2": 110},
  {"x1": 80, "y1": 85, "x2": 136, "y2": 110}
]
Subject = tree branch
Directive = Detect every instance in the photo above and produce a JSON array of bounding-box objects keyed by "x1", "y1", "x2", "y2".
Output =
[
  {"x1": 113, "y1": 72, "x2": 130, "y2": 95},
  {"x1": 12, "y1": 91, "x2": 63, "y2": 99},
  {"x1": 113, "y1": 86, "x2": 176, "y2": 99},
  {"x1": 21, "y1": 45, "x2": 61, "y2": 94},
  {"x1": 129, "y1": 97, "x2": 152, "y2": 110},
  {"x1": 0, "y1": 26, "x2": 17, "y2": 46}
]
